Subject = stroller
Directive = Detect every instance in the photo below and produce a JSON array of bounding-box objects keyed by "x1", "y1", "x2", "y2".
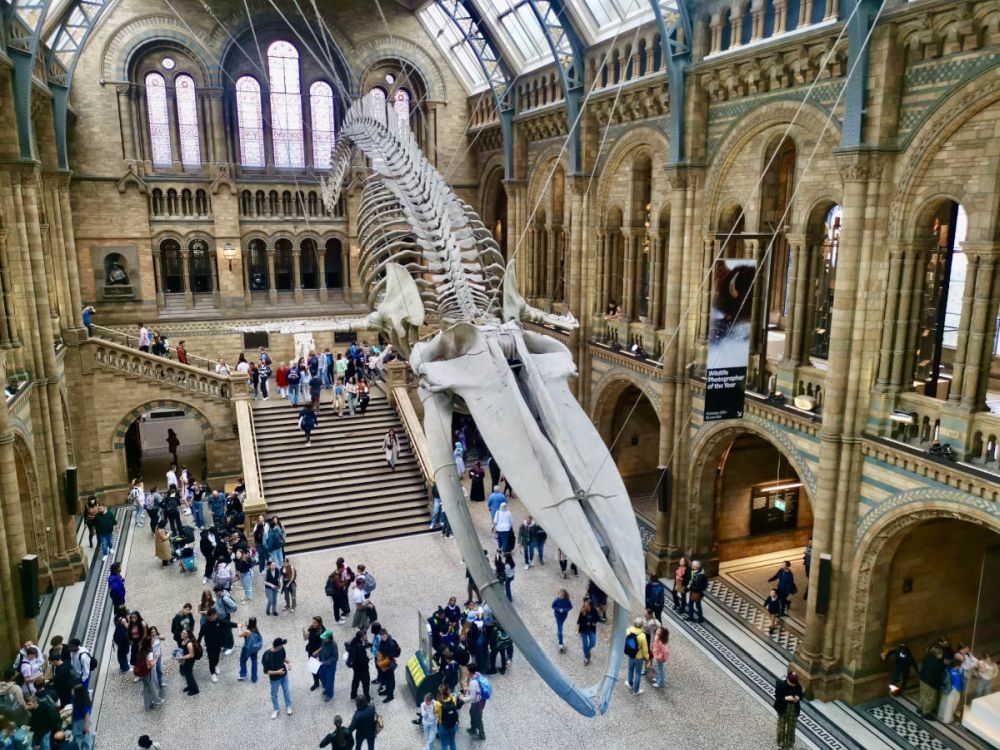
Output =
[{"x1": 171, "y1": 526, "x2": 197, "y2": 573}]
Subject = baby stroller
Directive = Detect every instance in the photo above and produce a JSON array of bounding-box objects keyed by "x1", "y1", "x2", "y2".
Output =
[{"x1": 171, "y1": 526, "x2": 197, "y2": 573}]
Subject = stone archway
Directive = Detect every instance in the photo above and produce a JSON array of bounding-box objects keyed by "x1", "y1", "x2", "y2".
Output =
[
  {"x1": 844, "y1": 497, "x2": 1000, "y2": 702},
  {"x1": 12, "y1": 435, "x2": 46, "y2": 562},
  {"x1": 592, "y1": 377, "x2": 662, "y2": 520},
  {"x1": 687, "y1": 418, "x2": 816, "y2": 566},
  {"x1": 110, "y1": 400, "x2": 214, "y2": 488}
]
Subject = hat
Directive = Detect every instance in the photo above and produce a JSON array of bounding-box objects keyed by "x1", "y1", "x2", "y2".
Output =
[
  {"x1": 320, "y1": 629, "x2": 334, "y2": 640},
  {"x1": 272, "y1": 638, "x2": 286, "y2": 647}
]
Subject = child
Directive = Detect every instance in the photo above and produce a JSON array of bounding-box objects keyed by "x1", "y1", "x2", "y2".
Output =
[
  {"x1": 651, "y1": 627, "x2": 671, "y2": 688},
  {"x1": 764, "y1": 588, "x2": 782, "y2": 633}
]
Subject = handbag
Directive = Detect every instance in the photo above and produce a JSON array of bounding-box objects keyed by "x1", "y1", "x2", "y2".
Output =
[
  {"x1": 367, "y1": 603, "x2": 378, "y2": 622},
  {"x1": 689, "y1": 591, "x2": 703, "y2": 602}
]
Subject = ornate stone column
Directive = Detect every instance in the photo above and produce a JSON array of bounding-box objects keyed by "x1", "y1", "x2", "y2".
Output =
[
  {"x1": 622, "y1": 228, "x2": 637, "y2": 320},
  {"x1": 750, "y1": 0, "x2": 764, "y2": 41},
  {"x1": 0, "y1": 230, "x2": 13, "y2": 346},
  {"x1": 56, "y1": 182, "x2": 84, "y2": 329},
  {"x1": 731, "y1": 9, "x2": 745, "y2": 47},
  {"x1": 648, "y1": 231, "x2": 664, "y2": 328},
  {"x1": 783, "y1": 234, "x2": 807, "y2": 366},
  {"x1": 889, "y1": 245, "x2": 920, "y2": 391},
  {"x1": 595, "y1": 230, "x2": 607, "y2": 315},
  {"x1": 266, "y1": 248, "x2": 278, "y2": 304},
  {"x1": 318, "y1": 248, "x2": 329, "y2": 303},
  {"x1": 165, "y1": 85, "x2": 182, "y2": 172},
  {"x1": 292, "y1": 247, "x2": 304, "y2": 304},
  {"x1": 546, "y1": 225, "x2": 558, "y2": 301},
  {"x1": 179, "y1": 248, "x2": 193, "y2": 307},
  {"x1": 709, "y1": 13, "x2": 723, "y2": 54},
  {"x1": 242, "y1": 249, "x2": 253, "y2": 307},
  {"x1": 954, "y1": 242, "x2": 1000, "y2": 411},
  {"x1": 774, "y1": 0, "x2": 788, "y2": 33},
  {"x1": 116, "y1": 85, "x2": 137, "y2": 163},
  {"x1": 799, "y1": 0, "x2": 814, "y2": 27},
  {"x1": 151, "y1": 246, "x2": 165, "y2": 307},
  {"x1": 874, "y1": 242, "x2": 905, "y2": 390},
  {"x1": 746, "y1": 238, "x2": 763, "y2": 355}
]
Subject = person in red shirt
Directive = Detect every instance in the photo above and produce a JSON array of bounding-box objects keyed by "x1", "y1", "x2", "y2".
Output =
[
  {"x1": 276, "y1": 362, "x2": 289, "y2": 399},
  {"x1": 176, "y1": 341, "x2": 188, "y2": 365}
]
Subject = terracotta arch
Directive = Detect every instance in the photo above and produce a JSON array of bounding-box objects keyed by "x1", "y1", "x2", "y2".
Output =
[
  {"x1": 595, "y1": 125, "x2": 669, "y2": 218},
  {"x1": 109, "y1": 399, "x2": 215, "y2": 453},
  {"x1": 844, "y1": 494, "x2": 1000, "y2": 687},
  {"x1": 590, "y1": 372, "x2": 662, "y2": 434},
  {"x1": 11, "y1": 434, "x2": 45, "y2": 560},
  {"x1": 686, "y1": 416, "x2": 817, "y2": 556}
]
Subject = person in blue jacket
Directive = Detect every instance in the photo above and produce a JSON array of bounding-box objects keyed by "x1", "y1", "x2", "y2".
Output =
[
  {"x1": 298, "y1": 403, "x2": 318, "y2": 446},
  {"x1": 768, "y1": 561, "x2": 796, "y2": 616},
  {"x1": 552, "y1": 589, "x2": 573, "y2": 653}
]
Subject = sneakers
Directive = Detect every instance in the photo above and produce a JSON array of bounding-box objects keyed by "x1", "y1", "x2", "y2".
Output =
[
  {"x1": 559, "y1": 644, "x2": 565, "y2": 653},
  {"x1": 224, "y1": 648, "x2": 234, "y2": 656},
  {"x1": 237, "y1": 676, "x2": 247, "y2": 681},
  {"x1": 633, "y1": 689, "x2": 644, "y2": 696},
  {"x1": 271, "y1": 711, "x2": 279, "y2": 720},
  {"x1": 286, "y1": 707, "x2": 293, "y2": 716},
  {"x1": 524, "y1": 564, "x2": 530, "y2": 570},
  {"x1": 101, "y1": 555, "x2": 108, "y2": 563},
  {"x1": 211, "y1": 673, "x2": 218, "y2": 683}
]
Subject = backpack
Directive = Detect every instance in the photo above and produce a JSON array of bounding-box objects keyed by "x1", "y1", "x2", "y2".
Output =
[
  {"x1": 325, "y1": 575, "x2": 337, "y2": 598},
  {"x1": 247, "y1": 632, "x2": 263, "y2": 652},
  {"x1": 191, "y1": 641, "x2": 203, "y2": 660},
  {"x1": 386, "y1": 638, "x2": 401, "y2": 659},
  {"x1": 536, "y1": 527, "x2": 547, "y2": 542},
  {"x1": 363, "y1": 572, "x2": 376, "y2": 592},
  {"x1": 493, "y1": 627, "x2": 512, "y2": 651},
  {"x1": 475, "y1": 675, "x2": 492, "y2": 700},
  {"x1": 440, "y1": 698, "x2": 459, "y2": 728},
  {"x1": 624, "y1": 632, "x2": 639, "y2": 658}
]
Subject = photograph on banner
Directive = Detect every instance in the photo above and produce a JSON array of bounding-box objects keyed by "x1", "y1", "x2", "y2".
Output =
[{"x1": 705, "y1": 258, "x2": 756, "y2": 421}]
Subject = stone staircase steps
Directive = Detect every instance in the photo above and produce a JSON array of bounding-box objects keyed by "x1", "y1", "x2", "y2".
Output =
[{"x1": 252, "y1": 393, "x2": 430, "y2": 554}]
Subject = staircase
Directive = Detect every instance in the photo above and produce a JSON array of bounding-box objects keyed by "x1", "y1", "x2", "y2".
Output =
[{"x1": 251, "y1": 391, "x2": 430, "y2": 553}]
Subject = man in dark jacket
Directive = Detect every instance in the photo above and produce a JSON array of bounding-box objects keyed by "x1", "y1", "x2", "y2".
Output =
[
  {"x1": 161, "y1": 489, "x2": 183, "y2": 536},
  {"x1": 347, "y1": 696, "x2": 378, "y2": 749},
  {"x1": 376, "y1": 630, "x2": 401, "y2": 703},
  {"x1": 918, "y1": 645, "x2": 946, "y2": 717},
  {"x1": 198, "y1": 609, "x2": 235, "y2": 682},
  {"x1": 767, "y1": 561, "x2": 796, "y2": 615},
  {"x1": 93, "y1": 505, "x2": 117, "y2": 562},
  {"x1": 684, "y1": 560, "x2": 709, "y2": 623},
  {"x1": 645, "y1": 574, "x2": 666, "y2": 622},
  {"x1": 773, "y1": 671, "x2": 803, "y2": 750},
  {"x1": 26, "y1": 695, "x2": 62, "y2": 749},
  {"x1": 171, "y1": 603, "x2": 195, "y2": 648},
  {"x1": 348, "y1": 632, "x2": 371, "y2": 700},
  {"x1": 886, "y1": 643, "x2": 918, "y2": 694}
]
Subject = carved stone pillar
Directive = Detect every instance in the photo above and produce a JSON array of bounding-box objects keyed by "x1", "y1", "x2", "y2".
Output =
[
  {"x1": 799, "y1": 0, "x2": 814, "y2": 27},
  {"x1": 151, "y1": 247, "x2": 165, "y2": 307},
  {"x1": 318, "y1": 249, "x2": 328, "y2": 303},
  {"x1": 165, "y1": 85, "x2": 182, "y2": 172},
  {"x1": 180, "y1": 249, "x2": 193, "y2": 307},
  {"x1": 648, "y1": 232, "x2": 664, "y2": 328},
  {"x1": 731, "y1": 11, "x2": 744, "y2": 47},
  {"x1": 954, "y1": 242, "x2": 1000, "y2": 411},
  {"x1": 890, "y1": 246, "x2": 920, "y2": 391},
  {"x1": 825, "y1": 0, "x2": 839, "y2": 21},
  {"x1": 622, "y1": 229, "x2": 637, "y2": 320},
  {"x1": 750, "y1": 0, "x2": 764, "y2": 41},
  {"x1": 784, "y1": 234, "x2": 807, "y2": 366},
  {"x1": 0, "y1": 231, "x2": 12, "y2": 346},
  {"x1": 773, "y1": 0, "x2": 788, "y2": 33},
  {"x1": 595, "y1": 230, "x2": 607, "y2": 315},
  {"x1": 242, "y1": 249, "x2": 253, "y2": 307},
  {"x1": 292, "y1": 248, "x2": 304, "y2": 304},
  {"x1": 709, "y1": 13, "x2": 723, "y2": 54},
  {"x1": 207, "y1": 90, "x2": 227, "y2": 166},
  {"x1": 746, "y1": 238, "x2": 763, "y2": 355},
  {"x1": 875, "y1": 243, "x2": 905, "y2": 390},
  {"x1": 266, "y1": 248, "x2": 278, "y2": 304},
  {"x1": 116, "y1": 85, "x2": 137, "y2": 163},
  {"x1": 56, "y1": 184, "x2": 84, "y2": 328}
]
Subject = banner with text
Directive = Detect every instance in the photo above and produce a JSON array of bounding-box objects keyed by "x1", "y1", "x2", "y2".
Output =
[{"x1": 705, "y1": 258, "x2": 756, "y2": 421}]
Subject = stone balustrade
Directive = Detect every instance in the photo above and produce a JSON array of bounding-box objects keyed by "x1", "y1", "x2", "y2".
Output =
[{"x1": 89, "y1": 339, "x2": 232, "y2": 401}]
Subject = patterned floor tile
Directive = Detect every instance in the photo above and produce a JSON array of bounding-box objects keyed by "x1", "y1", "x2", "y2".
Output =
[
  {"x1": 862, "y1": 701, "x2": 953, "y2": 750},
  {"x1": 707, "y1": 578, "x2": 802, "y2": 654}
]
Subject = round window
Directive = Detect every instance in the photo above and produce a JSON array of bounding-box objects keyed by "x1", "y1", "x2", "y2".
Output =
[
  {"x1": 161, "y1": 56, "x2": 176, "y2": 70},
  {"x1": 385, "y1": 73, "x2": 395, "y2": 85}
]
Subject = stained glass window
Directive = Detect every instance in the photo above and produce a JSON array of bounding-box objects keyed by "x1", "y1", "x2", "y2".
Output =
[
  {"x1": 393, "y1": 89, "x2": 411, "y2": 131},
  {"x1": 236, "y1": 76, "x2": 265, "y2": 168},
  {"x1": 369, "y1": 87, "x2": 387, "y2": 105},
  {"x1": 310, "y1": 81, "x2": 335, "y2": 169},
  {"x1": 145, "y1": 72, "x2": 172, "y2": 167},
  {"x1": 267, "y1": 41, "x2": 305, "y2": 169},
  {"x1": 175, "y1": 75, "x2": 201, "y2": 168}
]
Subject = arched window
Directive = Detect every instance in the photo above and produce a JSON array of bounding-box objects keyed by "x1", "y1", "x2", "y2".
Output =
[
  {"x1": 393, "y1": 89, "x2": 411, "y2": 131},
  {"x1": 175, "y1": 74, "x2": 201, "y2": 167},
  {"x1": 325, "y1": 238, "x2": 343, "y2": 289},
  {"x1": 246, "y1": 239, "x2": 269, "y2": 290},
  {"x1": 369, "y1": 87, "x2": 387, "y2": 105},
  {"x1": 145, "y1": 73, "x2": 172, "y2": 166},
  {"x1": 300, "y1": 239, "x2": 319, "y2": 289},
  {"x1": 310, "y1": 81, "x2": 335, "y2": 169},
  {"x1": 236, "y1": 76, "x2": 265, "y2": 168},
  {"x1": 268, "y1": 41, "x2": 305, "y2": 168},
  {"x1": 274, "y1": 239, "x2": 294, "y2": 290},
  {"x1": 189, "y1": 239, "x2": 213, "y2": 293},
  {"x1": 160, "y1": 239, "x2": 183, "y2": 293}
]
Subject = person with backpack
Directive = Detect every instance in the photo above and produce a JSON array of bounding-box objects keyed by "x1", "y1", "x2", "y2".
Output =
[
  {"x1": 238, "y1": 618, "x2": 263, "y2": 683},
  {"x1": 94, "y1": 504, "x2": 117, "y2": 562},
  {"x1": 326, "y1": 558, "x2": 355, "y2": 623},
  {"x1": 261, "y1": 637, "x2": 293, "y2": 719},
  {"x1": 267, "y1": 517, "x2": 286, "y2": 567},
  {"x1": 461, "y1": 665, "x2": 490, "y2": 742},
  {"x1": 624, "y1": 617, "x2": 650, "y2": 696},
  {"x1": 347, "y1": 695, "x2": 378, "y2": 750},
  {"x1": 68, "y1": 639, "x2": 95, "y2": 689},
  {"x1": 319, "y1": 715, "x2": 353, "y2": 749},
  {"x1": 376, "y1": 629, "x2": 401, "y2": 703},
  {"x1": 129, "y1": 480, "x2": 145, "y2": 528},
  {"x1": 435, "y1": 684, "x2": 464, "y2": 750},
  {"x1": 135, "y1": 636, "x2": 162, "y2": 710},
  {"x1": 299, "y1": 403, "x2": 318, "y2": 446},
  {"x1": 552, "y1": 589, "x2": 573, "y2": 653},
  {"x1": 356, "y1": 564, "x2": 376, "y2": 599},
  {"x1": 213, "y1": 585, "x2": 239, "y2": 653},
  {"x1": 645, "y1": 573, "x2": 666, "y2": 623},
  {"x1": 175, "y1": 629, "x2": 200, "y2": 696},
  {"x1": 287, "y1": 363, "x2": 301, "y2": 406},
  {"x1": 487, "y1": 623, "x2": 513, "y2": 675}
]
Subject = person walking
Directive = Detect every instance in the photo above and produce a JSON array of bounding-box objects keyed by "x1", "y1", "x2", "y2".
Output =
[
  {"x1": 462, "y1": 665, "x2": 489, "y2": 742},
  {"x1": 436, "y1": 684, "x2": 464, "y2": 750},
  {"x1": 468, "y1": 461, "x2": 486, "y2": 502},
  {"x1": 135, "y1": 637, "x2": 162, "y2": 709},
  {"x1": 304, "y1": 616, "x2": 325, "y2": 692},
  {"x1": 885, "y1": 642, "x2": 918, "y2": 695},
  {"x1": 70, "y1": 684, "x2": 94, "y2": 749},
  {"x1": 276, "y1": 361, "x2": 289, "y2": 399},
  {"x1": 199, "y1": 609, "x2": 235, "y2": 683},
  {"x1": 348, "y1": 630, "x2": 371, "y2": 701},
  {"x1": 109, "y1": 562, "x2": 126, "y2": 609},
  {"x1": 492, "y1": 502, "x2": 514, "y2": 553},
  {"x1": 651, "y1": 627, "x2": 670, "y2": 688},
  {"x1": 345, "y1": 376, "x2": 358, "y2": 416},
  {"x1": 326, "y1": 558, "x2": 355, "y2": 623},
  {"x1": 672, "y1": 557, "x2": 690, "y2": 612},
  {"x1": 768, "y1": 561, "x2": 797, "y2": 616},
  {"x1": 376, "y1": 628, "x2": 401, "y2": 703},
  {"x1": 238, "y1": 618, "x2": 263, "y2": 683},
  {"x1": 764, "y1": 589, "x2": 783, "y2": 634},
  {"x1": 624, "y1": 617, "x2": 649, "y2": 695},
  {"x1": 258, "y1": 359, "x2": 271, "y2": 401},
  {"x1": 332, "y1": 378, "x2": 346, "y2": 417},
  {"x1": 262, "y1": 637, "x2": 293, "y2": 719},
  {"x1": 264, "y1": 559, "x2": 281, "y2": 616},
  {"x1": 552, "y1": 589, "x2": 573, "y2": 653},
  {"x1": 235, "y1": 549, "x2": 253, "y2": 603},
  {"x1": 774, "y1": 670, "x2": 803, "y2": 750},
  {"x1": 578, "y1": 599, "x2": 598, "y2": 666},
  {"x1": 453, "y1": 441, "x2": 465, "y2": 476},
  {"x1": 918, "y1": 645, "x2": 946, "y2": 718},
  {"x1": 685, "y1": 560, "x2": 708, "y2": 624},
  {"x1": 94, "y1": 504, "x2": 117, "y2": 562},
  {"x1": 645, "y1": 573, "x2": 666, "y2": 623},
  {"x1": 299, "y1": 403, "x2": 318, "y2": 446},
  {"x1": 154, "y1": 521, "x2": 172, "y2": 567},
  {"x1": 287, "y1": 362, "x2": 301, "y2": 406},
  {"x1": 518, "y1": 515, "x2": 539, "y2": 569},
  {"x1": 268, "y1": 517, "x2": 286, "y2": 567},
  {"x1": 347, "y1": 696, "x2": 378, "y2": 750},
  {"x1": 350, "y1": 578, "x2": 375, "y2": 632},
  {"x1": 175, "y1": 629, "x2": 200, "y2": 696},
  {"x1": 382, "y1": 429, "x2": 400, "y2": 470},
  {"x1": 176, "y1": 340, "x2": 188, "y2": 365},
  {"x1": 83, "y1": 496, "x2": 99, "y2": 549},
  {"x1": 281, "y1": 558, "x2": 297, "y2": 612}
]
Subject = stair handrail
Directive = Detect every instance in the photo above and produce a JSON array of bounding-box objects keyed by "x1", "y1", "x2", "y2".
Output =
[
  {"x1": 88, "y1": 324, "x2": 218, "y2": 372},
  {"x1": 231, "y1": 375, "x2": 266, "y2": 524},
  {"x1": 391, "y1": 385, "x2": 434, "y2": 487}
]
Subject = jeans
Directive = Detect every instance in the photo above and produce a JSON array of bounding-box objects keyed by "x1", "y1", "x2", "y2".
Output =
[
  {"x1": 240, "y1": 571, "x2": 253, "y2": 600},
  {"x1": 269, "y1": 675, "x2": 292, "y2": 711},
  {"x1": 347, "y1": 394, "x2": 356, "y2": 415},
  {"x1": 555, "y1": 614, "x2": 567, "y2": 645},
  {"x1": 422, "y1": 723, "x2": 436, "y2": 750},
  {"x1": 523, "y1": 542, "x2": 536, "y2": 566},
  {"x1": 141, "y1": 673, "x2": 161, "y2": 708},
  {"x1": 438, "y1": 725, "x2": 458, "y2": 750},
  {"x1": 974, "y1": 677, "x2": 994, "y2": 699},
  {"x1": 134, "y1": 505, "x2": 144, "y2": 527},
  {"x1": 71, "y1": 717, "x2": 93, "y2": 749},
  {"x1": 282, "y1": 582, "x2": 296, "y2": 610},
  {"x1": 504, "y1": 578, "x2": 512, "y2": 601},
  {"x1": 470, "y1": 702, "x2": 485, "y2": 737},
  {"x1": 155, "y1": 655, "x2": 163, "y2": 688},
  {"x1": 496, "y1": 530, "x2": 512, "y2": 552},
  {"x1": 580, "y1": 631, "x2": 596, "y2": 660},
  {"x1": 257, "y1": 548, "x2": 268, "y2": 573},
  {"x1": 319, "y1": 663, "x2": 336, "y2": 698},
  {"x1": 628, "y1": 657, "x2": 643, "y2": 693},
  {"x1": 289, "y1": 386, "x2": 299, "y2": 406},
  {"x1": 260, "y1": 378, "x2": 269, "y2": 399},
  {"x1": 239, "y1": 647, "x2": 258, "y2": 682},
  {"x1": 537, "y1": 540, "x2": 545, "y2": 563},
  {"x1": 687, "y1": 595, "x2": 704, "y2": 622},
  {"x1": 654, "y1": 660, "x2": 666, "y2": 686},
  {"x1": 191, "y1": 501, "x2": 205, "y2": 529},
  {"x1": 271, "y1": 548, "x2": 285, "y2": 567},
  {"x1": 430, "y1": 497, "x2": 444, "y2": 528},
  {"x1": 99, "y1": 533, "x2": 113, "y2": 558},
  {"x1": 266, "y1": 588, "x2": 278, "y2": 614}
]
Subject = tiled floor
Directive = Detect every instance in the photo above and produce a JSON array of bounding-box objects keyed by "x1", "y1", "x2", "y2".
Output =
[{"x1": 88, "y1": 492, "x2": 806, "y2": 750}]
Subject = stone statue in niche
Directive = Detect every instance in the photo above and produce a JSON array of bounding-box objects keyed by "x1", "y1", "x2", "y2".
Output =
[{"x1": 102, "y1": 252, "x2": 135, "y2": 299}]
